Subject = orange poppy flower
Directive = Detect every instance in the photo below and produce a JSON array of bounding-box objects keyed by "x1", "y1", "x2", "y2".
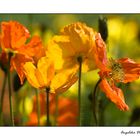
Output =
[
  {"x1": 23, "y1": 56, "x2": 78, "y2": 93},
  {"x1": 95, "y1": 33, "x2": 140, "y2": 111},
  {"x1": 47, "y1": 22, "x2": 98, "y2": 72},
  {"x1": 0, "y1": 21, "x2": 30, "y2": 51},
  {"x1": 0, "y1": 21, "x2": 45, "y2": 84},
  {"x1": 26, "y1": 93, "x2": 78, "y2": 126}
]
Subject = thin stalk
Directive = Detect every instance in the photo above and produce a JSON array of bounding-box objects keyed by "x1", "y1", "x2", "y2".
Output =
[
  {"x1": 35, "y1": 89, "x2": 40, "y2": 126},
  {"x1": 46, "y1": 87, "x2": 51, "y2": 126},
  {"x1": 8, "y1": 53, "x2": 14, "y2": 126},
  {"x1": 92, "y1": 79, "x2": 101, "y2": 126},
  {"x1": 77, "y1": 56, "x2": 82, "y2": 126},
  {"x1": 0, "y1": 73, "x2": 7, "y2": 125}
]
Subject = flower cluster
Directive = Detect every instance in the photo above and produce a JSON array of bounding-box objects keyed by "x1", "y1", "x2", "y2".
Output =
[{"x1": 0, "y1": 20, "x2": 140, "y2": 120}]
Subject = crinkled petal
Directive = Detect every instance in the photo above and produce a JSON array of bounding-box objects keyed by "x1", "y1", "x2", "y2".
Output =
[
  {"x1": 23, "y1": 57, "x2": 55, "y2": 89},
  {"x1": 52, "y1": 35, "x2": 75, "y2": 58},
  {"x1": 118, "y1": 58, "x2": 140, "y2": 83},
  {"x1": 18, "y1": 36, "x2": 45, "y2": 62},
  {"x1": 60, "y1": 22, "x2": 96, "y2": 53},
  {"x1": 23, "y1": 62, "x2": 40, "y2": 88},
  {"x1": 37, "y1": 56, "x2": 55, "y2": 87},
  {"x1": 47, "y1": 39, "x2": 64, "y2": 70},
  {"x1": 48, "y1": 22, "x2": 97, "y2": 72},
  {"x1": 0, "y1": 22, "x2": 11, "y2": 50},
  {"x1": 10, "y1": 21, "x2": 30, "y2": 49},
  {"x1": 94, "y1": 33, "x2": 108, "y2": 71},
  {"x1": 99, "y1": 78, "x2": 129, "y2": 111},
  {"x1": 10, "y1": 54, "x2": 33, "y2": 84},
  {"x1": 50, "y1": 68, "x2": 78, "y2": 94},
  {"x1": 1, "y1": 21, "x2": 30, "y2": 51}
]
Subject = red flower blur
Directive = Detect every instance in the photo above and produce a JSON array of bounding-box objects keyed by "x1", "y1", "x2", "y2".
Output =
[{"x1": 26, "y1": 93, "x2": 78, "y2": 126}]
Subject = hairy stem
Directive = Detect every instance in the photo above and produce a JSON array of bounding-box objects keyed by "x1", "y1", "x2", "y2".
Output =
[
  {"x1": 8, "y1": 53, "x2": 14, "y2": 126},
  {"x1": 92, "y1": 79, "x2": 101, "y2": 126},
  {"x1": 77, "y1": 56, "x2": 82, "y2": 126},
  {"x1": 46, "y1": 87, "x2": 51, "y2": 126}
]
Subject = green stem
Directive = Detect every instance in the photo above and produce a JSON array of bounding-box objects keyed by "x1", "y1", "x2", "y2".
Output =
[
  {"x1": 35, "y1": 89, "x2": 40, "y2": 126},
  {"x1": 77, "y1": 56, "x2": 82, "y2": 126},
  {"x1": 8, "y1": 53, "x2": 14, "y2": 126},
  {"x1": 0, "y1": 73, "x2": 7, "y2": 125},
  {"x1": 46, "y1": 87, "x2": 51, "y2": 126},
  {"x1": 92, "y1": 79, "x2": 101, "y2": 126}
]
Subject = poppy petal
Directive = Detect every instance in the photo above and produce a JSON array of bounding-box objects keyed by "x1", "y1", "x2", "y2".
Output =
[
  {"x1": 99, "y1": 78, "x2": 129, "y2": 111},
  {"x1": 11, "y1": 54, "x2": 33, "y2": 84},
  {"x1": 94, "y1": 33, "x2": 108, "y2": 71},
  {"x1": 37, "y1": 56, "x2": 55, "y2": 87},
  {"x1": 51, "y1": 68, "x2": 78, "y2": 94},
  {"x1": 18, "y1": 36, "x2": 45, "y2": 62},
  {"x1": 60, "y1": 22, "x2": 96, "y2": 53},
  {"x1": 11, "y1": 21, "x2": 30, "y2": 49},
  {"x1": 23, "y1": 62, "x2": 40, "y2": 88},
  {"x1": 118, "y1": 58, "x2": 140, "y2": 83}
]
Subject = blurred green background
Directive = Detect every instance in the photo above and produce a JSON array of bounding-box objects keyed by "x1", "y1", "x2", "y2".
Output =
[{"x1": 1, "y1": 14, "x2": 140, "y2": 126}]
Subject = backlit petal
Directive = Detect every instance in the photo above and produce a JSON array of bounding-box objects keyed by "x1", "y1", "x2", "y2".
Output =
[
  {"x1": 10, "y1": 21, "x2": 30, "y2": 49},
  {"x1": 23, "y1": 62, "x2": 40, "y2": 88},
  {"x1": 50, "y1": 68, "x2": 78, "y2": 94},
  {"x1": 118, "y1": 58, "x2": 140, "y2": 83},
  {"x1": 51, "y1": 22, "x2": 97, "y2": 72},
  {"x1": 52, "y1": 35, "x2": 75, "y2": 58},
  {"x1": 94, "y1": 33, "x2": 108, "y2": 71},
  {"x1": 47, "y1": 39, "x2": 64, "y2": 70},
  {"x1": 1, "y1": 21, "x2": 30, "y2": 51},
  {"x1": 99, "y1": 79, "x2": 129, "y2": 111},
  {"x1": 18, "y1": 36, "x2": 45, "y2": 62},
  {"x1": 37, "y1": 56, "x2": 55, "y2": 87},
  {"x1": 0, "y1": 22, "x2": 11, "y2": 50},
  {"x1": 61, "y1": 22, "x2": 97, "y2": 53},
  {"x1": 23, "y1": 57, "x2": 55, "y2": 89},
  {"x1": 11, "y1": 54, "x2": 33, "y2": 84}
]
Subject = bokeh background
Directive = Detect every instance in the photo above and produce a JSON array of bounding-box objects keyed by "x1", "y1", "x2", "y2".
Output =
[{"x1": 1, "y1": 14, "x2": 140, "y2": 126}]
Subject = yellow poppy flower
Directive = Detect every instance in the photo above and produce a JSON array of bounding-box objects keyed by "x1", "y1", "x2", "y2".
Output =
[
  {"x1": 23, "y1": 56, "x2": 55, "y2": 89},
  {"x1": 23, "y1": 56, "x2": 78, "y2": 93},
  {"x1": 47, "y1": 22, "x2": 98, "y2": 72}
]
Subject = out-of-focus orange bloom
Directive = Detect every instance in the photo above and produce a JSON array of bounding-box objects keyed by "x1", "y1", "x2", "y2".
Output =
[
  {"x1": 23, "y1": 56, "x2": 78, "y2": 93},
  {"x1": 26, "y1": 93, "x2": 78, "y2": 126},
  {"x1": 47, "y1": 22, "x2": 98, "y2": 72},
  {"x1": 95, "y1": 33, "x2": 140, "y2": 111},
  {"x1": 0, "y1": 21, "x2": 45, "y2": 84}
]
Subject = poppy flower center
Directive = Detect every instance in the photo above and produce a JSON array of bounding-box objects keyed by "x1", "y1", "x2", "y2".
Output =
[{"x1": 108, "y1": 58, "x2": 124, "y2": 82}]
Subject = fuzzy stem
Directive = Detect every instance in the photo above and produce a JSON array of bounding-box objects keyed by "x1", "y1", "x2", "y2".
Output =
[
  {"x1": 35, "y1": 89, "x2": 40, "y2": 126},
  {"x1": 8, "y1": 53, "x2": 14, "y2": 126},
  {"x1": 0, "y1": 73, "x2": 7, "y2": 125},
  {"x1": 77, "y1": 56, "x2": 82, "y2": 126},
  {"x1": 46, "y1": 87, "x2": 51, "y2": 126},
  {"x1": 92, "y1": 79, "x2": 101, "y2": 126}
]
